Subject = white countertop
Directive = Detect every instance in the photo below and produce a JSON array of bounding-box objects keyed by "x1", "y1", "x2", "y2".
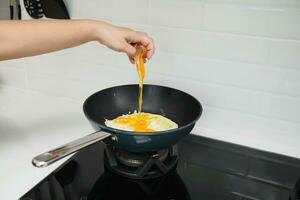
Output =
[
  {"x1": 1, "y1": 85, "x2": 300, "y2": 200},
  {"x1": 0, "y1": 86, "x2": 92, "y2": 200}
]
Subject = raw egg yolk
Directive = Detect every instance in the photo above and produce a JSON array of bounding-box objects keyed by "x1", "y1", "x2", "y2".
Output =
[{"x1": 113, "y1": 113, "x2": 154, "y2": 132}]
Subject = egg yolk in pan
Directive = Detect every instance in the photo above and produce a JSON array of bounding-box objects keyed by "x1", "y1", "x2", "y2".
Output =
[{"x1": 105, "y1": 112, "x2": 178, "y2": 132}]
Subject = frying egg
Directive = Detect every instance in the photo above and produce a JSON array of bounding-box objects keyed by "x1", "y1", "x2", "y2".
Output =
[
  {"x1": 105, "y1": 46, "x2": 178, "y2": 133},
  {"x1": 105, "y1": 112, "x2": 178, "y2": 132}
]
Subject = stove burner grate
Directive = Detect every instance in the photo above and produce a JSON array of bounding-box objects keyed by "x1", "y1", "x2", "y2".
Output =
[
  {"x1": 116, "y1": 149, "x2": 169, "y2": 167},
  {"x1": 104, "y1": 145, "x2": 178, "y2": 179}
]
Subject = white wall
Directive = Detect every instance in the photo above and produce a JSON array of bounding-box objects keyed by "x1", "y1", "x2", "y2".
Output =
[{"x1": 1, "y1": 0, "x2": 300, "y2": 154}]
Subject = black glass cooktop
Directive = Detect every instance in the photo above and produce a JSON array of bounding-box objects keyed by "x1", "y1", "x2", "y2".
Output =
[{"x1": 21, "y1": 135, "x2": 300, "y2": 200}]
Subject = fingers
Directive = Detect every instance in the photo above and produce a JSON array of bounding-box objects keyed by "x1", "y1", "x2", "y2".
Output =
[
  {"x1": 128, "y1": 55, "x2": 148, "y2": 64},
  {"x1": 122, "y1": 42, "x2": 136, "y2": 57},
  {"x1": 138, "y1": 33, "x2": 155, "y2": 60},
  {"x1": 126, "y1": 31, "x2": 155, "y2": 60}
]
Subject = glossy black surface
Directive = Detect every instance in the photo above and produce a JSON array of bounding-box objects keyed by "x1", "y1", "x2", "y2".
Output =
[
  {"x1": 21, "y1": 134, "x2": 300, "y2": 200},
  {"x1": 83, "y1": 84, "x2": 202, "y2": 152},
  {"x1": 41, "y1": 0, "x2": 70, "y2": 19}
]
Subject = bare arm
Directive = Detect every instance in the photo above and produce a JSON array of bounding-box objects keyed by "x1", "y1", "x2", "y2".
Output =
[{"x1": 0, "y1": 19, "x2": 155, "y2": 62}]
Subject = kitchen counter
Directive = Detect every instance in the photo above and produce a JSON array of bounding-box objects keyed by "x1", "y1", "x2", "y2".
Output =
[{"x1": 0, "y1": 86, "x2": 92, "y2": 200}]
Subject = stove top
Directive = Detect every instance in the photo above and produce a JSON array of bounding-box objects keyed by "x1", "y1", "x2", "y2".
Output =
[{"x1": 20, "y1": 135, "x2": 300, "y2": 200}]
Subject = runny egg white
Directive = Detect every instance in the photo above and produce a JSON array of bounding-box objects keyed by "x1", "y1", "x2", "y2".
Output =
[{"x1": 105, "y1": 112, "x2": 178, "y2": 132}]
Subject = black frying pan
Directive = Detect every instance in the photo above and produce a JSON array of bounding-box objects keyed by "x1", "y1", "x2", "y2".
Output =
[{"x1": 32, "y1": 85, "x2": 202, "y2": 167}]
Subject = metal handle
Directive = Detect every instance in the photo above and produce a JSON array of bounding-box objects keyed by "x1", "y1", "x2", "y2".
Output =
[{"x1": 32, "y1": 131, "x2": 112, "y2": 168}]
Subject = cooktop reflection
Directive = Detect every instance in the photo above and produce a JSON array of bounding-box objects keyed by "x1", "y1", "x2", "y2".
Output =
[{"x1": 21, "y1": 135, "x2": 300, "y2": 200}]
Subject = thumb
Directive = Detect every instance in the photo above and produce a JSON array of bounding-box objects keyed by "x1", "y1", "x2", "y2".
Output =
[{"x1": 123, "y1": 43, "x2": 136, "y2": 57}]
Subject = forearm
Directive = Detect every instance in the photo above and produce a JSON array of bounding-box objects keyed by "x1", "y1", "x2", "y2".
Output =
[{"x1": 0, "y1": 19, "x2": 99, "y2": 61}]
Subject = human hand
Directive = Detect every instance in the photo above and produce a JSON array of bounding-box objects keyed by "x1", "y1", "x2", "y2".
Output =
[{"x1": 93, "y1": 21, "x2": 155, "y2": 63}]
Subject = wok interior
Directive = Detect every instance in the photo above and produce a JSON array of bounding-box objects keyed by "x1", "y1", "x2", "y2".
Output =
[{"x1": 83, "y1": 85, "x2": 202, "y2": 129}]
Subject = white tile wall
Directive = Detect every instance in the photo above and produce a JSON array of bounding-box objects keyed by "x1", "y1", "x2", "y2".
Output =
[
  {"x1": 1, "y1": 0, "x2": 300, "y2": 150},
  {"x1": 0, "y1": 65, "x2": 27, "y2": 88},
  {"x1": 149, "y1": 0, "x2": 203, "y2": 29},
  {"x1": 261, "y1": 94, "x2": 300, "y2": 123},
  {"x1": 148, "y1": 53, "x2": 300, "y2": 97},
  {"x1": 0, "y1": 8, "x2": 10, "y2": 19},
  {"x1": 70, "y1": 0, "x2": 148, "y2": 24},
  {"x1": 0, "y1": 59, "x2": 28, "y2": 88},
  {"x1": 128, "y1": 24, "x2": 300, "y2": 69},
  {"x1": 203, "y1": 4, "x2": 300, "y2": 39}
]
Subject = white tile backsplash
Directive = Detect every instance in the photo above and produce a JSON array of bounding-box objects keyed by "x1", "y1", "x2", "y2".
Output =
[
  {"x1": 198, "y1": 105, "x2": 300, "y2": 139},
  {"x1": 112, "y1": 0, "x2": 149, "y2": 24},
  {"x1": 71, "y1": 0, "x2": 149, "y2": 24},
  {"x1": 203, "y1": 4, "x2": 268, "y2": 36},
  {"x1": 0, "y1": 66, "x2": 27, "y2": 89},
  {"x1": 147, "y1": 52, "x2": 300, "y2": 97},
  {"x1": 203, "y1": 4, "x2": 300, "y2": 39},
  {"x1": 1, "y1": 0, "x2": 300, "y2": 151},
  {"x1": 203, "y1": 0, "x2": 300, "y2": 9},
  {"x1": 27, "y1": 72, "x2": 97, "y2": 101},
  {"x1": 202, "y1": 32, "x2": 270, "y2": 64},
  {"x1": 149, "y1": 0, "x2": 203, "y2": 29},
  {"x1": 0, "y1": 58, "x2": 29, "y2": 89},
  {"x1": 265, "y1": 9, "x2": 300, "y2": 40},
  {"x1": 197, "y1": 105, "x2": 300, "y2": 155},
  {"x1": 149, "y1": 75, "x2": 263, "y2": 114},
  {"x1": 261, "y1": 94, "x2": 300, "y2": 123},
  {"x1": 69, "y1": 0, "x2": 114, "y2": 20},
  {"x1": 266, "y1": 40, "x2": 300, "y2": 68},
  {"x1": 136, "y1": 25, "x2": 299, "y2": 68}
]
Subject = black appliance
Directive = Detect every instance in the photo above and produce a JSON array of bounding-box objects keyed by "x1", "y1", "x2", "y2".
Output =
[
  {"x1": 20, "y1": 134, "x2": 300, "y2": 200},
  {"x1": 23, "y1": 0, "x2": 70, "y2": 19}
]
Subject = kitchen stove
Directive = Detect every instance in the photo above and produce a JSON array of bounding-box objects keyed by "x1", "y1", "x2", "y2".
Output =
[{"x1": 20, "y1": 134, "x2": 300, "y2": 200}]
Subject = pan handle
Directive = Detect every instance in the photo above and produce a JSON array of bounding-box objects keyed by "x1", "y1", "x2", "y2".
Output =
[{"x1": 32, "y1": 131, "x2": 112, "y2": 168}]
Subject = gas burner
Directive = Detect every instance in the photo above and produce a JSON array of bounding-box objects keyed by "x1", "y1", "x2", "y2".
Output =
[
  {"x1": 116, "y1": 149, "x2": 169, "y2": 167},
  {"x1": 104, "y1": 145, "x2": 178, "y2": 179}
]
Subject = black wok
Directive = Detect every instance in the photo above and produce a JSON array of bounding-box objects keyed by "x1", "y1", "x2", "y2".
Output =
[{"x1": 32, "y1": 85, "x2": 202, "y2": 167}]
